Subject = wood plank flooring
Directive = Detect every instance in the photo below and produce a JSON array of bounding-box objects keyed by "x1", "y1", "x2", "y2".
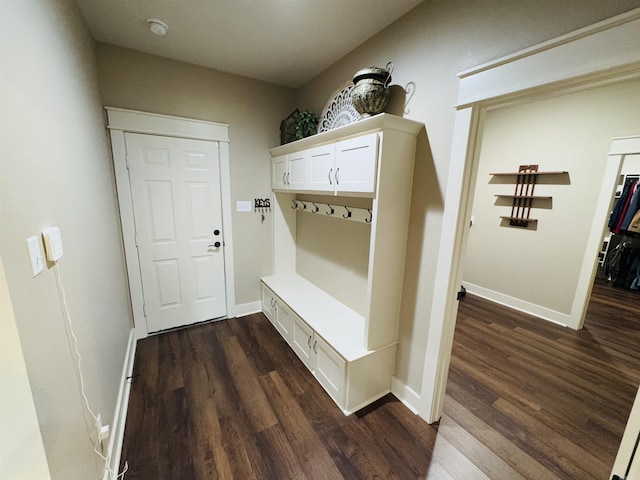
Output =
[{"x1": 119, "y1": 279, "x2": 639, "y2": 479}]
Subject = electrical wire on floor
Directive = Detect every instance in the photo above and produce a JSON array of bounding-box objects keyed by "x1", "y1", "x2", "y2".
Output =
[{"x1": 54, "y1": 262, "x2": 128, "y2": 480}]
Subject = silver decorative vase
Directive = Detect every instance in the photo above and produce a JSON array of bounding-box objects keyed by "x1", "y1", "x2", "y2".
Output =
[{"x1": 351, "y1": 64, "x2": 393, "y2": 118}]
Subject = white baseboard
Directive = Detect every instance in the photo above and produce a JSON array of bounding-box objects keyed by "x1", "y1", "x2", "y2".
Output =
[
  {"x1": 235, "y1": 300, "x2": 262, "y2": 318},
  {"x1": 103, "y1": 329, "x2": 137, "y2": 480},
  {"x1": 463, "y1": 282, "x2": 570, "y2": 327},
  {"x1": 391, "y1": 376, "x2": 420, "y2": 414}
]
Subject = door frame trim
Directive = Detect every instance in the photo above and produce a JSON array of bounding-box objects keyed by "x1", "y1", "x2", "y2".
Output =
[{"x1": 106, "y1": 107, "x2": 236, "y2": 339}]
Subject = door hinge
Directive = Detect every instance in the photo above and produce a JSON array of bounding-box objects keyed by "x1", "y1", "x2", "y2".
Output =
[
  {"x1": 142, "y1": 304, "x2": 147, "y2": 317},
  {"x1": 125, "y1": 155, "x2": 130, "y2": 169}
]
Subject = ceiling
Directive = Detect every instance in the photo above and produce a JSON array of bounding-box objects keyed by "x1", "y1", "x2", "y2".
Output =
[{"x1": 75, "y1": 0, "x2": 424, "y2": 88}]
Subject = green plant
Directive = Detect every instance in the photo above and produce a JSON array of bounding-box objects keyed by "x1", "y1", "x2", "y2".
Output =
[{"x1": 293, "y1": 109, "x2": 319, "y2": 140}]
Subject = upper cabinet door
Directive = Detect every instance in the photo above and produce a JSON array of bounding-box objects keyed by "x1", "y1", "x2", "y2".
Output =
[
  {"x1": 334, "y1": 132, "x2": 379, "y2": 194},
  {"x1": 272, "y1": 154, "x2": 287, "y2": 190},
  {"x1": 307, "y1": 144, "x2": 335, "y2": 192},
  {"x1": 287, "y1": 150, "x2": 308, "y2": 190},
  {"x1": 271, "y1": 132, "x2": 379, "y2": 194}
]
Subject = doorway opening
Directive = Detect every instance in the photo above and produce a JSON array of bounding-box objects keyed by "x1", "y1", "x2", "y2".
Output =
[
  {"x1": 419, "y1": 8, "x2": 640, "y2": 423},
  {"x1": 461, "y1": 81, "x2": 640, "y2": 329}
]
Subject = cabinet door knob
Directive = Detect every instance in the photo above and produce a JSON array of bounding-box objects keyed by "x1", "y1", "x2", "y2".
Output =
[
  {"x1": 307, "y1": 335, "x2": 312, "y2": 348},
  {"x1": 335, "y1": 167, "x2": 340, "y2": 185},
  {"x1": 313, "y1": 340, "x2": 318, "y2": 354},
  {"x1": 328, "y1": 168, "x2": 333, "y2": 185}
]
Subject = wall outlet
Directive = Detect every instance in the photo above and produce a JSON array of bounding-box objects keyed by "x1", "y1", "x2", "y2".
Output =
[
  {"x1": 26, "y1": 236, "x2": 44, "y2": 277},
  {"x1": 96, "y1": 414, "x2": 110, "y2": 443}
]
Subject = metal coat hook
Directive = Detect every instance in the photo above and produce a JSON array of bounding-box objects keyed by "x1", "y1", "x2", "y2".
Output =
[
  {"x1": 326, "y1": 204, "x2": 334, "y2": 216},
  {"x1": 291, "y1": 200, "x2": 298, "y2": 209},
  {"x1": 365, "y1": 209, "x2": 372, "y2": 224},
  {"x1": 312, "y1": 202, "x2": 319, "y2": 213},
  {"x1": 299, "y1": 201, "x2": 306, "y2": 210},
  {"x1": 343, "y1": 205, "x2": 352, "y2": 219}
]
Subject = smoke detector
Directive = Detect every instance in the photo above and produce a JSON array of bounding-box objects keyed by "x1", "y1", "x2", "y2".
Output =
[{"x1": 146, "y1": 18, "x2": 168, "y2": 36}]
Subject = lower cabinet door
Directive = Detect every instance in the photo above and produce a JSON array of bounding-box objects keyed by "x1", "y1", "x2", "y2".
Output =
[
  {"x1": 291, "y1": 315, "x2": 314, "y2": 369},
  {"x1": 313, "y1": 335, "x2": 346, "y2": 406},
  {"x1": 275, "y1": 300, "x2": 294, "y2": 343},
  {"x1": 261, "y1": 284, "x2": 276, "y2": 325}
]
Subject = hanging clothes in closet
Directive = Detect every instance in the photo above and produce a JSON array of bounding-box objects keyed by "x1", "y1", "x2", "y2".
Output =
[{"x1": 606, "y1": 176, "x2": 640, "y2": 290}]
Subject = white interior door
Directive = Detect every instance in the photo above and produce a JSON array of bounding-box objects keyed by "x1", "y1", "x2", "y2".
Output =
[{"x1": 126, "y1": 132, "x2": 227, "y2": 333}]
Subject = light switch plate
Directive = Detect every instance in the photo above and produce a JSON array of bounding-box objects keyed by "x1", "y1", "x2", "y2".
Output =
[
  {"x1": 26, "y1": 236, "x2": 44, "y2": 277},
  {"x1": 236, "y1": 200, "x2": 252, "y2": 212}
]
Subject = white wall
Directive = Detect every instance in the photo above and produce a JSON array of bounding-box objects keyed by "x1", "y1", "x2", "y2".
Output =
[
  {"x1": 463, "y1": 79, "x2": 640, "y2": 326},
  {"x1": 296, "y1": 0, "x2": 640, "y2": 405},
  {"x1": 95, "y1": 44, "x2": 296, "y2": 310},
  {"x1": 0, "y1": 0, "x2": 132, "y2": 478}
]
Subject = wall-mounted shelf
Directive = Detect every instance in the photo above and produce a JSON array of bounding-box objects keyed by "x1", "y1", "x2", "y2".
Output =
[
  {"x1": 490, "y1": 165, "x2": 568, "y2": 228},
  {"x1": 499, "y1": 216, "x2": 538, "y2": 226},
  {"x1": 490, "y1": 171, "x2": 568, "y2": 176},
  {"x1": 495, "y1": 195, "x2": 552, "y2": 199}
]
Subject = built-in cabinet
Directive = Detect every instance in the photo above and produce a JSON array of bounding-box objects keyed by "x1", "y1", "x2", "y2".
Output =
[{"x1": 262, "y1": 114, "x2": 422, "y2": 414}]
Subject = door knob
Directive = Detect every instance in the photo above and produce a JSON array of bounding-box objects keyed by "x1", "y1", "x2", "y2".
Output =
[
  {"x1": 213, "y1": 229, "x2": 220, "y2": 236},
  {"x1": 208, "y1": 241, "x2": 221, "y2": 248}
]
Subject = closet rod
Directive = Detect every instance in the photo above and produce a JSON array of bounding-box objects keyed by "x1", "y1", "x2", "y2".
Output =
[{"x1": 291, "y1": 200, "x2": 373, "y2": 225}]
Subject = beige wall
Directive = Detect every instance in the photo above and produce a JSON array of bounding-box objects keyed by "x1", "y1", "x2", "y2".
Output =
[
  {"x1": 464, "y1": 80, "x2": 640, "y2": 320},
  {"x1": 95, "y1": 43, "x2": 296, "y2": 307},
  {"x1": 0, "y1": 257, "x2": 51, "y2": 480},
  {"x1": 296, "y1": 0, "x2": 640, "y2": 397},
  {"x1": 296, "y1": 202, "x2": 372, "y2": 316},
  {"x1": 0, "y1": 0, "x2": 131, "y2": 478},
  {"x1": 621, "y1": 154, "x2": 640, "y2": 176}
]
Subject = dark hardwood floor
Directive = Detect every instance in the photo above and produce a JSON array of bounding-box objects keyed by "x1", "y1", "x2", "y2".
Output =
[{"x1": 119, "y1": 279, "x2": 640, "y2": 479}]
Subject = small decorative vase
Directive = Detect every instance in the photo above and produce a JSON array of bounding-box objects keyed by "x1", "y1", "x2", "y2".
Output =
[{"x1": 351, "y1": 63, "x2": 393, "y2": 118}]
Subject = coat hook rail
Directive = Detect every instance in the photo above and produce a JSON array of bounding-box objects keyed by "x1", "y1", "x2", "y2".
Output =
[{"x1": 293, "y1": 200, "x2": 373, "y2": 224}]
